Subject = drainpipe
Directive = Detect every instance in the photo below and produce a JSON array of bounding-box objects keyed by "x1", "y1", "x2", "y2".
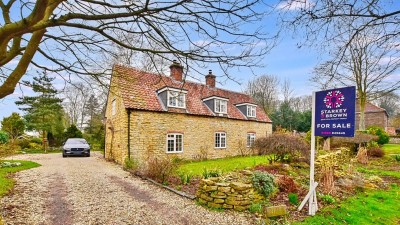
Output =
[{"x1": 127, "y1": 109, "x2": 131, "y2": 159}]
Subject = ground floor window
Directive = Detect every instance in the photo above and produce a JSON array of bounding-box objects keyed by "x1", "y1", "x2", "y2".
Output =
[
  {"x1": 247, "y1": 133, "x2": 256, "y2": 147},
  {"x1": 166, "y1": 133, "x2": 183, "y2": 153},
  {"x1": 215, "y1": 132, "x2": 226, "y2": 148}
]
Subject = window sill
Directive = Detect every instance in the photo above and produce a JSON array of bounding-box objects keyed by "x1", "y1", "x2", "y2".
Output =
[{"x1": 166, "y1": 151, "x2": 183, "y2": 154}]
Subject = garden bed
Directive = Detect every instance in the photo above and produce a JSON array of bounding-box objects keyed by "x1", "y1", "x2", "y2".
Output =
[{"x1": 128, "y1": 143, "x2": 400, "y2": 224}]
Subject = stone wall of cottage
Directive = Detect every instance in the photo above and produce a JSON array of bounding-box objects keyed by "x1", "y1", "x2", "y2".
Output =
[
  {"x1": 105, "y1": 108, "x2": 272, "y2": 164},
  {"x1": 355, "y1": 112, "x2": 388, "y2": 130},
  {"x1": 104, "y1": 81, "x2": 129, "y2": 164},
  {"x1": 128, "y1": 110, "x2": 272, "y2": 163}
]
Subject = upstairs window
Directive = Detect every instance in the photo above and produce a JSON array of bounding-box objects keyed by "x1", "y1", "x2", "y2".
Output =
[
  {"x1": 168, "y1": 91, "x2": 186, "y2": 108},
  {"x1": 247, "y1": 133, "x2": 256, "y2": 147},
  {"x1": 215, "y1": 99, "x2": 227, "y2": 114},
  {"x1": 167, "y1": 133, "x2": 183, "y2": 153},
  {"x1": 247, "y1": 105, "x2": 256, "y2": 118},
  {"x1": 215, "y1": 132, "x2": 226, "y2": 148}
]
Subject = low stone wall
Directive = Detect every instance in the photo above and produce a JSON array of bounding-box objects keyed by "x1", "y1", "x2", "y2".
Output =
[
  {"x1": 196, "y1": 176, "x2": 264, "y2": 211},
  {"x1": 389, "y1": 137, "x2": 400, "y2": 144}
]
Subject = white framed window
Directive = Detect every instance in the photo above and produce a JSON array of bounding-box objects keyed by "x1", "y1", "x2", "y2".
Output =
[
  {"x1": 247, "y1": 133, "x2": 256, "y2": 147},
  {"x1": 166, "y1": 133, "x2": 183, "y2": 153},
  {"x1": 215, "y1": 99, "x2": 227, "y2": 114},
  {"x1": 215, "y1": 132, "x2": 226, "y2": 148},
  {"x1": 168, "y1": 91, "x2": 186, "y2": 108},
  {"x1": 247, "y1": 105, "x2": 256, "y2": 117},
  {"x1": 111, "y1": 99, "x2": 116, "y2": 116}
]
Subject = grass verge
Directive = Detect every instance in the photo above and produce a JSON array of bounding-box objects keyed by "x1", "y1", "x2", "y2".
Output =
[
  {"x1": 357, "y1": 167, "x2": 400, "y2": 179},
  {"x1": 0, "y1": 160, "x2": 41, "y2": 196},
  {"x1": 0, "y1": 160, "x2": 40, "y2": 225},
  {"x1": 176, "y1": 155, "x2": 268, "y2": 176},
  {"x1": 295, "y1": 184, "x2": 400, "y2": 225},
  {"x1": 382, "y1": 144, "x2": 400, "y2": 155}
]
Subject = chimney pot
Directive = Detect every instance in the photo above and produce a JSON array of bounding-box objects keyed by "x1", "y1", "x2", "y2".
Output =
[
  {"x1": 205, "y1": 70, "x2": 216, "y2": 88},
  {"x1": 170, "y1": 60, "x2": 183, "y2": 81}
]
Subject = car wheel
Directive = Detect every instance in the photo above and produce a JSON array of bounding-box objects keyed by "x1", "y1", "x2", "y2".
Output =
[
  {"x1": 87, "y1": 151, "x2": 90, "y2": 157},
  {"x1": 62, "y1": 153, "x2": 66, "y2": 158}
]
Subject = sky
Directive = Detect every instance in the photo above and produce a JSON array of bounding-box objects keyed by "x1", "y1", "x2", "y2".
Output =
[{"x1": 0, "y1": 0, "x2": 364, "y2": 122}]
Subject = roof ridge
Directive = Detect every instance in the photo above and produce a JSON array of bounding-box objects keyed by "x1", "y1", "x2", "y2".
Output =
[
  {"x1": 113, "y1": 64, "x2": 249, "y2": 97},
  {"x1": 367, "y1": 101, "x2": 386, "y2": 112}
]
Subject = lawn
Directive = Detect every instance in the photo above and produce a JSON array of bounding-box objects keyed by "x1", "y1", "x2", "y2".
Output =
[
  {"x1": 356, "y1": 144, "x2": 400, "y2": 179},
  {"x1": 296, "y1": 184, "x2": 400, "y2": 225},
  {"x1": 357, "y1": 167, "x2": 400, "y2": 179},
  {"x1": 0, "y1": 160, "x2": 41, "y2": 196},
  {"x1": 301, "y1": 144, "x2": 400, "y2": 224},
  {"x1": 176, "y1": 155, "x2": 269, "y2": 176},
  {"x1": 382, "y1": 144, "x2": 400, "y2": 155}
]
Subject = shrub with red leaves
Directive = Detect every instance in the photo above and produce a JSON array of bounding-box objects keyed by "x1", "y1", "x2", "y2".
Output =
[
  {"x1": 276, "y1": 175, "x2": 299, "y2": 193},
  {"x1": 367, "y1": 147, "x2": 385, "y2": 158},
  {"x1": 254, "y1": 133, "x2": 310, "y2": 164}
]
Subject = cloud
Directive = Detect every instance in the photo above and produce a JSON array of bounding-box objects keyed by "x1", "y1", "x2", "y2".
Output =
[{"x1": 276, "y1": 0, "x2": 314, "y2": 11}]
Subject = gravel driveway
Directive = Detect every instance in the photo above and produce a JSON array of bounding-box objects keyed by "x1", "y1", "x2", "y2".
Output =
[{"x1": 1, "y1": 153, "x2": 255, "y2": 225}]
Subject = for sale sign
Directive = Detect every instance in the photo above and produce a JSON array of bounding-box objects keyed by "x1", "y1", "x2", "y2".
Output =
[{"x1": 314, "y1": 86, "x2": 356, "y2": 137}]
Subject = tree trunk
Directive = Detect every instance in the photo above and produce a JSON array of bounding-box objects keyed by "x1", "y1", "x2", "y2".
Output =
[
  {"x1": 359, "y1": 95, "x2": 366, "y2": 131},
  {"x1": 42, "y1": 130, "x2": 47, "y2": 153}
]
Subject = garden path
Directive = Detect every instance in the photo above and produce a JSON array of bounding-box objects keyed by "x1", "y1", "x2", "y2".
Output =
[{"x1": 1, "y1": 153, "x2": 254, "y2": 224}]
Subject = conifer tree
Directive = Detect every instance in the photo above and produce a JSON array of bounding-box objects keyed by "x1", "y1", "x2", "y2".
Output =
[{"x1": 16, "y1": 71, "x2": 64, "y2": 152}]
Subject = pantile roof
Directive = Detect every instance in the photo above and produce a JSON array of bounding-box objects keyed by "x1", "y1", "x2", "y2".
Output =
[
  {"x1": 112, "y1": 64, "x2": 271, "y2": 123},
  {"x1": 355, "y1": 99, "x2": 388, "y2": 115}
]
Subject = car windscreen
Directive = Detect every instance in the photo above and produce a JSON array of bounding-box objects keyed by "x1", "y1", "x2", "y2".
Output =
[{"x1": 66, "y1": 139, "x2": 87, "y2": 145}]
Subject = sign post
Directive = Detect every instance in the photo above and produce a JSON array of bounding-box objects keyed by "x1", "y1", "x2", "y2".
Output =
[{"x1": 298, "y1": 86, "x2": 356, "y2": 215}]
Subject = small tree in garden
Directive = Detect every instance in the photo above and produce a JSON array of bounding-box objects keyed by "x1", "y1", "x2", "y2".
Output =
[
  {"x1": 64, "y1": 125, "x2": 83, "y2": 140},
  {"x1": 366, "y1": 127, "x2": 389, "y2": 145},
  {"x1": 1, "y1": 113, "x2": 25, "y2": 142},
  {"x1": 16, "y1": 72, "x2": 64, "y2": 152},
  {"x1": 254, "y1": 133, "x2": 310, "y2": 164}
]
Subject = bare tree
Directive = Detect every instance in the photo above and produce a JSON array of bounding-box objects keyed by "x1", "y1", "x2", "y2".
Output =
[
  {"x1": 374, "y1": 92, "x2": 400, "y2": 117},
  {"x1": 291, "y1": 95, "x2": 312, "y2": 112},
  {"x1": 312, "y1": 28, "x2": 400, "y2": 130},
  {"x1": 282, "y1": 78, "x2": 294, "y2": 104},
  {"x1": 245, "y1": 75, "x2": 280, "y2": 114},
  {"x1": 276, "y1": 0, "x2": 400, "y2": 52},
  {"x1": 61, "y1": 82, "x2": 92, "y2": 130},
  {"x1": 0, "y1": 0, "x2": 275, "y2": 99}
]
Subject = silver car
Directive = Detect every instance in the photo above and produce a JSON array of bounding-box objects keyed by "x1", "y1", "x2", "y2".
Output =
[{"x1": 62, "y1": 138, "x2": 90, "y2": 157}]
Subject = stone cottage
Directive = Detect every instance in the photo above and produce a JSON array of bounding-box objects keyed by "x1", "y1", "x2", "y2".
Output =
[
  {"x1": 104, "y1": 62, "x2": 272, "y2": 164},
  {"x1": 355, "y1": 100, "x2": 388, "y2": 130}
]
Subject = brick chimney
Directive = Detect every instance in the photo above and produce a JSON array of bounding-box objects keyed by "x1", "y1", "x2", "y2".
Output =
[
  {"x1": 205, "y1": 70, "x2": 216, "y2": 88},
  {"x1": 169, "y1": 60, "x2": 183, "y2": 81}
]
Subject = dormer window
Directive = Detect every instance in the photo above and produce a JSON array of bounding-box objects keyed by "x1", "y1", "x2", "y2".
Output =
[
  {"x1": 168, "y1": 91, "x2": 185, "y2": 108},
  {"x1": 235, "y1": 103, "x2": 257, "y2": 118},
  {"x1": 247, "y1": 105, "x2": 256, "y2": 117},
  {"x1": 203, "y1": 96, "x2": 229, "y2": 115},
  {"x1": 157, "y1": 87, "x2": 188, "y2": 109},
  {"x1": 215, "y1": 99, "x2": 227, "y2": 114}
]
